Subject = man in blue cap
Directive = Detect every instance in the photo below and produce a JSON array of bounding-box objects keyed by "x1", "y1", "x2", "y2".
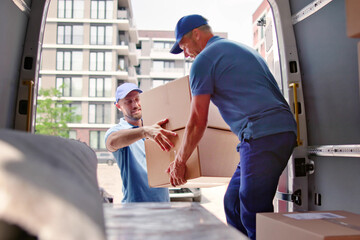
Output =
[
  {"x1": 166, "y1": 14, "x2": 297, "y2": 239},
  {"x1": 105, "y1": 82, "x2": 177, "y2": 203}
]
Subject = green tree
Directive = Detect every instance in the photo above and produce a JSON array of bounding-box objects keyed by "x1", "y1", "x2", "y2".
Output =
[{"x1": 35, "y1": 87, "x2": 81, "y2": 138}]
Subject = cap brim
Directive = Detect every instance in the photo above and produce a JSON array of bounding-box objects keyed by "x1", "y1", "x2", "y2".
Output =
[
  {"x1": 170, "y1": 43, "x2": 183, "y2": 54},
  {"x1": 115, "y1": 88, "x2": 142, "y2": 104}
]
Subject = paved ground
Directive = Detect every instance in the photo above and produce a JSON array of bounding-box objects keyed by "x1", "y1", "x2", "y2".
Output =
[{"x1": 97, "y1": 163, "x2": 228, "y2": 223}]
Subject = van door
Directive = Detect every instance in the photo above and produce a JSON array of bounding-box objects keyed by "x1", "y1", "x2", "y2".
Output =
[{"x1": 270, "y1": 0, "x2": 360, "y2": 213}]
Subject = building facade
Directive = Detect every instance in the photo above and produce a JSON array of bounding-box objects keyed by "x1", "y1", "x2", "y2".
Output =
[
  {"x1": 39, "y1": 0, "x2": 139, "y2": 154},
  {"x1": 136, "y1": 30, "x2": 228, "y2": 92}
]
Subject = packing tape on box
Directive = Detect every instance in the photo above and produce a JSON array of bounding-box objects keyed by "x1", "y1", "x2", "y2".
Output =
[{"x1": 323, "y1": 218, "x2": 360, "y2": 232}]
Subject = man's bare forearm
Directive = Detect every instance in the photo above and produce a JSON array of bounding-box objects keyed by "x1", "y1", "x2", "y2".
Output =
[
  {"x1": 106, "y1": 128, "x2": 145, "y2": 152},
  {"x1": 176, "y1": 120, "x2": 206, "y2": 164},
  {"x1": 106, "y1": 119, "x2": 177, "y2": 152}
]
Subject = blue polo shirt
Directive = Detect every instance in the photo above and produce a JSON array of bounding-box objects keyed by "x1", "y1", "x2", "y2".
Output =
[
  {"x1": 105, "y1": 118, "x2": 169, "y2": 203},
  {"x1": 190, "y1": 36, "x2": 297, "y2": 141}
]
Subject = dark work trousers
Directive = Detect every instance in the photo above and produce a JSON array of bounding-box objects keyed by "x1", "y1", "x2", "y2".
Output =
[{"x1": 224, "y1": 131, "x2": 297, "y2": 240}]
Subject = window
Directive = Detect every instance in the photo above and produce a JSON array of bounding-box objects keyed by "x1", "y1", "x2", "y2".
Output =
[
  {"x1": 56, "y1": 102, "x2": 82, "y2": 123},
  {"x1": 152, "y1": 79, "x2": 170, "y2": 88},
  {"x1": 118, "y1": 56, "x2": 125, "y2": 71},
  {"x1": 185, "y1": 61, "x2": 193, "y2": 71},
  {"x1": 57, "y1": 25, "x2": 83, "y2": 44},
  {"x1": 69, "y1": 130, "x2": 77, "y2": 139},
  {"x1": 89, "y1": 77, "x2": 112, "y2": 97},
  {"x1": 185, "y1": 60, "x2": 193, "y2": 75},
  {"x1": 89, "y1": 51, "x2": 112, "y2": 71},
  {"x1": 90, "y1": 25, "x2": 112, "y2": 45},
  {"x1": 89, "y1": 103, "x2": 110, "y2": 124},
  {"x1": 153, "y1": 41, "x2": 173, "y2": 50},
  {"x1": 56, "y1": 51, "x2": 83, "y2": 71},
  {"x1": 56, "y1": 77, "x2": 82, "y2": 97},
  {"x1": 89, "y1": 131, "x2": 106, "y2": 150},
  {"x1": 118, "y1": 31, "x2": 126, "y2": 45},
  {"x1": 91, "y1": 0, "x2": 113, "y2": 19},
  {"x1": 152, "y1": 60, "x2": 175, "y2": 71},
  {"x1": 58, "y1": 0, "x2": 84, "y2": 18}
]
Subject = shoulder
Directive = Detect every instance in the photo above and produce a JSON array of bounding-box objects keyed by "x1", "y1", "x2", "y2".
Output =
[{"x1": 105, "y1": 121, "x2": 128, "y2": 139}]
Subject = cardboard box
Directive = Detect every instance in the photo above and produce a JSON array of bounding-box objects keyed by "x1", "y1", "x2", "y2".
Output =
[
  {"x1": 358, "y1": 42, "x2": 360, "y2": 97},
  {"x1": 346, "y1": 0, "x2": 360, "y2": 38},
  {"x1": 257, "y1": 211, "x2": 360, "y2": 240},
  {"x1": 145, "y1": 127, "x2": 239, "y2": 188},
  {"x1": 141, "y1": 76, "x2": 230, "y2": 131}
]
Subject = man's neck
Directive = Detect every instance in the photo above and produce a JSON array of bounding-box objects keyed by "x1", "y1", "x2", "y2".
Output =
[{"x1": 124, "y1": 117, "x2": 142, "y2": 127}]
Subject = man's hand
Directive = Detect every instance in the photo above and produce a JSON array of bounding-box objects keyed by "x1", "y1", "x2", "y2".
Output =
[
  {"x1": 143, "y1": 118, "x2": 177, "y2": 151},
  {"x1": 166, "y1": 157, "x2": 187, "y2": 187}
]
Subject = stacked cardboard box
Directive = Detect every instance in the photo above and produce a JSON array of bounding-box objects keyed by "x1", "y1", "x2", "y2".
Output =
[
  {"x1": 141, "y1": 76, "x2": 239, "y2": 187},
  {"x1": 257, "y1": 210, "x2": 360, "y2": 240},
  {"x1": 345, "y1": 0, "x2": 360, "y2": 38}
]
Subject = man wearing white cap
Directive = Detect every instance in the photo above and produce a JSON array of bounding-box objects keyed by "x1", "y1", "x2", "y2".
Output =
[
  {"x1": 166, "y1": 14, "x2": 297, "y2": 239},
  {"x1": 105, "y1": 82, "x2": 177, "y2": 202}
]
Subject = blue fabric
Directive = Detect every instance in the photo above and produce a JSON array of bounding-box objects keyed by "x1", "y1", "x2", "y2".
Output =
[
  {"x1": 224, "y1": 132, "x2": 296, "y2": 240},
  {"x1": 105, "y1": 118, "x2": 170, "y2": 203},
  {"x1": 190, "y1": 36, "x2": 297, "y2": 142}
]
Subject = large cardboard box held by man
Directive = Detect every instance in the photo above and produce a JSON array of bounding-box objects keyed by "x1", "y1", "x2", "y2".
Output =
[
  {"x1": 257, "y1": 211, "x2": 360, "y2": 240},
  {"x1": 141, "y1": 76, "x2": 239, "y2": 188},
  {"x1": 145, "y1": 128, "x2": 239, "y2": 188},
  {"x1": 140, "y1": 76, "x2": 230, "y2": 131}
]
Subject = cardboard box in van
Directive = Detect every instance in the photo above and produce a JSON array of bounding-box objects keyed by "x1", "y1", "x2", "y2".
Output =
[{"x1": 257, "y1": 210, "x2": 360, "y2": 240}]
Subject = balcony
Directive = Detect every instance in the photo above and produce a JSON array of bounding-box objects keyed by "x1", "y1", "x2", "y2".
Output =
[
  {"x1": 117, "y1": 10, "x2": 128, "y2": 19},
  {"x1": 128, "y1": 43, "x2": 139, "y2": 66},
  {"x1": 149, "y1": 68, "x2": 186, "y2": 79}
]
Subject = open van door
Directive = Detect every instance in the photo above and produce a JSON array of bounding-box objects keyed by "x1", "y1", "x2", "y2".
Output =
[
  {"x1": 0, "y1": 0, "x2": 50, "y2": 131},
  {"x1": 269, "y1": 0, "x2": 360, "y2": 213}
]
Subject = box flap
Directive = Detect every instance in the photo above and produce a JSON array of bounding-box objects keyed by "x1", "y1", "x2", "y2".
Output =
[
  {"x1": 141, "y1": 76, "x2": 191, "y2": 131},
  {"x1": 141, "y1": 76, "x2": 230, "y2": 131}
]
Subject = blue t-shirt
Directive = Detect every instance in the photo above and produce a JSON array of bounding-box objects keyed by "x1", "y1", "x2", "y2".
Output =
[
  {"x1": 190, "y1": 36, "x2": 297, "y2": 141},
  {"x1": 105, "y1": 118, "x2": 169, "y2": 203}
]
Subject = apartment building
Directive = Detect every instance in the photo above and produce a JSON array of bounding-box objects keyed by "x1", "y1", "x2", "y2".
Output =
[
  {"x1": 136, "y1": 30, "x2": 228, "y2": 92},
  {"x1": 39, "y1": 0, "x2": 139, "y2": 153},
  {"x1": 252, "y1": 0, "x2": 282, "y2": 92}
]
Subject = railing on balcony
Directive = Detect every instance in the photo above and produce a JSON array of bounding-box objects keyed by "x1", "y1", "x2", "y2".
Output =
[
  {"x1": 117, "y1": 10, "x2": 128, "y2": 19},
  {"x1": 150, "y1": 68, "x2": 185, "y2": 73}
]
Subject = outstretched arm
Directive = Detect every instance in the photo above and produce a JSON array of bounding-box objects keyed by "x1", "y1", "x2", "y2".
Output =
[{"x1": 106, "y1": 119, "x2": 177, "y2": 152}]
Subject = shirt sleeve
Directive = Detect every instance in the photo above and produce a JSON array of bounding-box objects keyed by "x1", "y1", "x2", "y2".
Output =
[{"x1": 190, "y1": 54, "x2": 215, "y2": 96}]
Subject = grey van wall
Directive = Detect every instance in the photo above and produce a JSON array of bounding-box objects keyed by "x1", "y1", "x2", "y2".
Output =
[{"x1": 0, "y1": 1, "x2": 29, "y2": 129}]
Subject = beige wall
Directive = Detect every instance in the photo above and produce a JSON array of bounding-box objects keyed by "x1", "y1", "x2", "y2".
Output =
[
  {"x1": 43, "y1": 22, "x2": 57, "y2": 44},
  {"x1": 40, "y1": 75, "x2": 55, "y2": 89},
  {"x1": 41, "y1": 49, "x2": 56, "y2": 70},
  {"x1": 47, "y1": 0, "x2": 57, "y2": 18}
]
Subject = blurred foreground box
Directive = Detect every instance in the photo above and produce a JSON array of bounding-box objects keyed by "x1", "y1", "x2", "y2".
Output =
[{"x1": 257, "y1": 210, "x2": 360, "y2": 240}]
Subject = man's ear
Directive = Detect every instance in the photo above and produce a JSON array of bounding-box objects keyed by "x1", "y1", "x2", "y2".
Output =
[
  {"x1": 115, "y1": 103, "x2": 122, "y2": 111},
  {"x1": 193, "y1": 28, "x2": 201, "y2": 40}
]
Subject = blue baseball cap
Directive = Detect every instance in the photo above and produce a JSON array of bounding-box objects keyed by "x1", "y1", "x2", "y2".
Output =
[
  {"x1": 115, "y1": 83, "x2": 142, "y2": 104},
  {"x1": 170, "y1": 14, "x2": 208, "y2": 54}
]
